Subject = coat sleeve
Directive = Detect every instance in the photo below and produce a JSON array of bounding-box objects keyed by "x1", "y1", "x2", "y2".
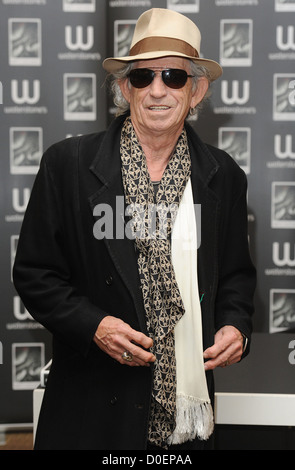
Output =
[
  {"x1": 13, "y1": 147, "x2": 106, "y2": 357},
  {"x1": 214, "y1": 166, "x2": 256, "y2": 355}
]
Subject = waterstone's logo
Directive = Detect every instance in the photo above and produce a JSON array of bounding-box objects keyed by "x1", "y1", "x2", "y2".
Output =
[
  {"x1": 93, "y1": 197, "x2": 201, "y2": 250},
  {"x1": 114, "y1": 20, "x2": 136, "y2": 57},
  {"x1": 271, "y1": 182, "x2": 295, "y2": 229},
  {"x1": 63, "y1": 74, "x2": 96, "y2": 121},
  {"x1": 276, "y1": 26, "x2": 295, "y2": 51},
  {"x1": 63, "y1": 0, "x2": 96, "y2": 12},
  {"x1": 218, "y1": 127, "x2": 251, "y2": 174},
  {"x1": 65, "y1": 26, "x2": 94, "y2": 51},
  {"x1": 274, "y1": 135, "x2": 295, "y2": 160},
  {"x1": 275, "y1": 0, "x2": 295, "y2": 12},
  {"x1": 220, "y1": 19, "x2": 253, "y2": 67},
  {"x1": 8, "y1": 19, "x2": 42, "y2": 67},
  {"x1": 273, "y1": 74, "x2": 295, "y2": 121},
  {"x1": 273, "y1": 242, "x2": 295, "y2": 267},
  {"x1": 9, "y1": 128, "x2": 43, "y2": 175},
  {"x1": 289, "y1": 340, "x2": 295, "y2": 365},
  {"x1": 11, "y1": 80, "x2": 40, "y2": 105},
  {"x1": 269, "y1": 289, "x2": 295, "y2": 332},
  {"x1": 221, "y1": 80, "x2": 250, "y2": 106}
]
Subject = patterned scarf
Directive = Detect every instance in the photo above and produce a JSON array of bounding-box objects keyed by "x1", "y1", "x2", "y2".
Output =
[{"x1": 120, "y1": 117, "x2": 191, "y2": 447}]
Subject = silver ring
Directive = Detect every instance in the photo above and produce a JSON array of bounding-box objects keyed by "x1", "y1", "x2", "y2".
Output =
[{"x1": 122, "y1": 351, "x2": 133, "y2": 362}]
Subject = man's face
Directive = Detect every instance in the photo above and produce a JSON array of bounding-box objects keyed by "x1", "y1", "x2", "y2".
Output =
[{"x1": 119, "y1": 57, "x2": 208, "y2": 138}]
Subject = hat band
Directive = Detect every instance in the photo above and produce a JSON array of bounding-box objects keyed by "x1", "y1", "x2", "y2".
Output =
[{"x1": 129, "y1": 37, "x2": 199, "y2": 59}]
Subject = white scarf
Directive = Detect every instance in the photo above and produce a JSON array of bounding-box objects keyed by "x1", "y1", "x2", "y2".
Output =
[{"x1": 168, "y1": 178, "x2": 214, "y2": 445}]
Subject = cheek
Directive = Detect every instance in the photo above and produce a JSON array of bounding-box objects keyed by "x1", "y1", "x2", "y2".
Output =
[
  {"x1": 130, "y1": 91, "x2": 149, "y2": 113},
  {"x1": 177, "y1": 92, "x2": 192, "y2": 114}
]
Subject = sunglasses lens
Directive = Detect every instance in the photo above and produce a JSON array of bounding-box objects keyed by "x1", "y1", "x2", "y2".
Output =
[
  {"x1": 162, "y1": 69, "x2": 188, "y2": 89},
  {"x1": 128, "y1": 68, "x2": 191, "y2": 89},
  {"x1": 128, "y1": 69, "x2": 154, "y2": 88}
]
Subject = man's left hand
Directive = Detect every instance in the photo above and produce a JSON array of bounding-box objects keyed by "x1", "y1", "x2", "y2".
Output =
[{"x1": 203, "y1": 325, "x2": 244, "y2": 371}]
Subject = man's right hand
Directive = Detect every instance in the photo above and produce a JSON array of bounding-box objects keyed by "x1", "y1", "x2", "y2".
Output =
[{"x1": 93, "y1": 315, "x2": 156, "y2": 367}]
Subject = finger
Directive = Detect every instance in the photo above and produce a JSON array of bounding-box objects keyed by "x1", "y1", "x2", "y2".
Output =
[
  {"x1": 119, "y1": 351, "x2": 154, "y2": 367},
  {"x1": 108, "y1": 329, "x2": 155, "y2": 366},
  {"x1": 120, "y1": 325, "x2": 156, "y2": 365},
  {"x1": 110, "y1": 318, "x2": 154, "y2": 352},
  {"x1": 129, "y1": 329, "x2": 154, "y2": 350},
  {"x1": 204, "y1": 344, "x2": 242, "y2": 370},
  {"x1": 94, "y1": 316, "x2": 155, "y2": 366},
  {"x1": 203, "y1": 341, "x2": 227, "y2": 361},
  {"x1": 203, "y1": 326, "x2": 243, "y2": 362},
  {"x1": 121, "y1": 340, "x2": 156, "y2": 367}
]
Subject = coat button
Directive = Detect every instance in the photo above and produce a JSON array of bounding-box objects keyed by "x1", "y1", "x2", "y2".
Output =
[
  {"x1": 105, "y1": 275, "x2": 113, "y2": 286},
  {"x1": 134, "y1": 403, "x2": 144, "y2": 410},
  {"x1": 110, "y1": 396, "x2": 117, "y2": 405}
]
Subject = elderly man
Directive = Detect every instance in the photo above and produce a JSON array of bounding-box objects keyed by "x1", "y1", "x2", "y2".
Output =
[{"x1": 13, "y1": 9, "x2": 256, "y2": 450}]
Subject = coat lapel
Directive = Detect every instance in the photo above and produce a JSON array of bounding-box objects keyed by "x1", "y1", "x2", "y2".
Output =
[
  {"x1": 186, "y1": 124, "x2": 220, "y2": 341},
  {"x1": 87, "y1": 116, "x2": 147, "y2": 333}
]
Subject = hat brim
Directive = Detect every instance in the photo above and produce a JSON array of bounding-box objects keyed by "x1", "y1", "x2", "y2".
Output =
[{"x1": 103, "y1": 50, "x2": 222, "y2": 81}]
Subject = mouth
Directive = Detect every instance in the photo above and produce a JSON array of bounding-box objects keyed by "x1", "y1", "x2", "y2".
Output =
[{"x1": 148, "y1": 105, "x2": 170, "y2": 111}]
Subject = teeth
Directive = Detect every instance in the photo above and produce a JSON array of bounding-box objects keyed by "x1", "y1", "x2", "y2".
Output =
[{"x1": 149, "y1": 106, "x2": 169, "y2": 110}]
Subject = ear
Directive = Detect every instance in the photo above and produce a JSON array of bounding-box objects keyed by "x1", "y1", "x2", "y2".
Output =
[
  {"x1": 118, "y1": 78, "x2": 131, "y2": 104},
  {"x1": 190, "y1": 77, "x2": 209, "y2": 109}
]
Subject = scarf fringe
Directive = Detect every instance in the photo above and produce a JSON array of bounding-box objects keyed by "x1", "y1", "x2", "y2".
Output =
[{"x1": 167, "y1": 395, "x2": 214, "y2": 445}]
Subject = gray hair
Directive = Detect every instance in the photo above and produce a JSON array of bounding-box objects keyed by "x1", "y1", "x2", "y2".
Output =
[{"x1": 107, "y1": 60, "x2": 212, "y2": 118}]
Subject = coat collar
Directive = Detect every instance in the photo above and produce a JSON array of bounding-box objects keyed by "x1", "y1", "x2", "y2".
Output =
[
  {"x1": 89, "y1": 114, "x2": 127, "y2": 198},
  {"x1": 89, "y1": 115, "x2": 220, "y2": 193},
  {"x1": 184, "y1": 122, "x2": 219, "y2": 193}
]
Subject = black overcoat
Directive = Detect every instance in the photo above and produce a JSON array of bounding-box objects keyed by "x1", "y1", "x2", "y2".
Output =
[{"x1": 13, "y1": 114, "x2": 256, "y2": 450}]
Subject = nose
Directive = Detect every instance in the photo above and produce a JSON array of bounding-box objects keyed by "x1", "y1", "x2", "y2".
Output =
[{"x1": 149, "y1": 71, "x2": 167, "y2": 97}]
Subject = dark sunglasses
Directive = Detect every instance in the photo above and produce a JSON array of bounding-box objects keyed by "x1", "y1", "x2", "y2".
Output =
[{"x1": 128, "y1": 68, "x2": 194, "y2": 89}]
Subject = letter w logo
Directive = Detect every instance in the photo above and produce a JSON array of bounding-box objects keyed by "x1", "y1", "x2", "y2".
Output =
[
  {"x1": 11, "y1": 80, "x2": 40, "y2": 105},
  {"x1": 273, "y1": 242, "x2": 295, "y2": 267},
  {"x1": 65, "y1": 26, "x2": 94, "y2": 51},
  {"x1": 276, "y1": 26, "x2": 295, "y2": 51},
  {"x1": 221, "y1": 80, "x2": 250, "y2": 105},
  {"x1": 274, "y1": 135, "x2": 295, "y2": 159}
]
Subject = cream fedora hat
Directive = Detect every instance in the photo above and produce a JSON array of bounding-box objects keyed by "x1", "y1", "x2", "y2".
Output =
[{"x1": 103, "y1": 8, "x2": 222, "y2": 81}]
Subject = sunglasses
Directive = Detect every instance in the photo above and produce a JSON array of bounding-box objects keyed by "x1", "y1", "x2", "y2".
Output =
[{"x1": 128, "y1": 68, "x2": 194, "y2": 89}]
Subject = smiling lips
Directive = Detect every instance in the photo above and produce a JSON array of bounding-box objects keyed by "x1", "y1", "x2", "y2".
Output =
[{"x1": 148, "y1": 105, "x2": 170, "y2": 110}]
